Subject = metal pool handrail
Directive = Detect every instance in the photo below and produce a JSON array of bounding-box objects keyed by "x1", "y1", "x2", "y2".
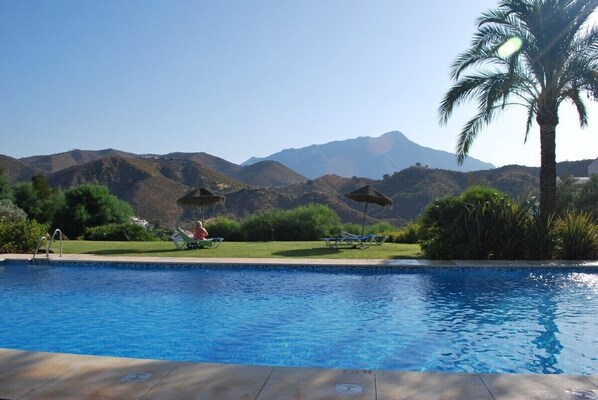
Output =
[{"x1": 31, "y1": 229, "x2": 63, "y2": 262}]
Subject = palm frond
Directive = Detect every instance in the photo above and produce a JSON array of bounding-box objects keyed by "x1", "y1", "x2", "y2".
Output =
[
  {"x1": 563, "y1": 88, "x2": 588, "y2": 127},
  {"x1": 456, "y1": 105, "x2": 500, "y2": 164},
  {"x1": 524, "y1": 97, "x2": 537, "y2": 142},
  {"x1": 439, "y1": 74, "x2": 491, "y2": 124}
]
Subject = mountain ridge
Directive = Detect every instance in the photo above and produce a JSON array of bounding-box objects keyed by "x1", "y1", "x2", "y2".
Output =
[
  {"x1": 243, "y1": 131, "x2": 495, "y2": 179},
  {"x1": 0, "y1": 150, "x2": 594, "y2": 230},
  {"x1": 1, "y1": 137, "x2": 594, "y2": 232}
]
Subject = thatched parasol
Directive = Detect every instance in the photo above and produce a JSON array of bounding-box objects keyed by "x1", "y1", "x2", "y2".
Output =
[
  {"x1": 345, "y1": 185, "x2": 393, "y2": 236},
  {"x1": 177, "y1": 187, "x2": 225, "y2": 221}
]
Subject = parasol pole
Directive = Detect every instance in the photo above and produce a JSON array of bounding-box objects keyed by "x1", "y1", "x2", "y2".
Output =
[{"x1": 361, "y1": 202, "x2": 368, "y2": 236}]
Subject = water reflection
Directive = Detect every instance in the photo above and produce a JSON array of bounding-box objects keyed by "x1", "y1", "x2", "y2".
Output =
[{"x1": 531, "y1": 295, "x2": 563, "y2": 373}]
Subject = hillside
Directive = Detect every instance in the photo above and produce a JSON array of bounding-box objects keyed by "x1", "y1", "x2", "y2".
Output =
[
  {"x1": 235, "y1": 161, "x2": 307, "y2": 187},
  {"x1": 0, "y1": 155, "x2": 42, "y2": 183},
  {"x1": 8, "y1": 149, "x2": 307, "y2": 188},
  {"x1": 160, "y1": 152, "x2": 242, "y2": 178},
  {"x1": 243, "y1": 131, "x2": 495, "y2": 179},
  {"x1": 22, "y1": 148, "x2": 137, "y2": 174},
  {"x1": 2, "y1": 148, "x2": 593, "y2": 229},
  {"x1": 556, "y1": 159, "x2": 594, "y2": 177},
  {"x1": 46, "y1": 157, "x2": 246, "y2": 226}
]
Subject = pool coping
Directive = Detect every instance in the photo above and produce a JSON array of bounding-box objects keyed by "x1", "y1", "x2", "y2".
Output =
[
  {"x1": 1, "y1": 348, "x2": 597, "y2": 400},
  {"x1": 1, "y1": 253, "x2": 597, "y2": 399},
  {"x1": 2, "y1": 252, "x2": 598, "y2": 268}
]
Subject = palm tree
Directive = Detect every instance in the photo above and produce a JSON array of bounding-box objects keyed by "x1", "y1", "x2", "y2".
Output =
[{"x1": 439, "y1": 0, "x2": 598, "y2": 219}]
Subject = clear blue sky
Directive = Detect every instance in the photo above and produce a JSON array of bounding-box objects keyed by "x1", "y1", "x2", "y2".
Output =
[{"x1": 1, "y1": 0, "x2": 597, "y2": 167}]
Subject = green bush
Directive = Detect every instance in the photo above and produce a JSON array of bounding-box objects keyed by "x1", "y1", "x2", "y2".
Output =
[
  {"x1": 205, "y1": 217, "x2": 243, "y2": 241},
  {"x1": 418, "y1": 186, "x2": 532, "y2": 259},
  {"x1": 0, "y1": 174, "x2": 13, "y2": 202},
  {"x1": 148, "y1": 226, "x2": 175, "y2": 241},
  {"x1": 386, "y1": 222, "x2": 420, "y2": 244},
  {"x1": 241, "y1": 212, "x2": 283, "y2": 241},
  {"x1": 241, "y1": 204, "x2": 341, "y2": 241},
  {"x1": 340, "y1": 223, "x2": 362, "y2": 236},
  {"x1": 574, "y1": 175, "x2": 598, "y2": 222},
  {"x1": 52, "y1": 184, "x2": 133, "y2": 238},
  {"x1": 418, "y1": 194, "x2": 471, "y2": 259},
  {"x1": 554, "y1": 212, "x2": 598, "y2": 260},
  {"x1": 83, "y1": 223, "x2": 157, "y2": 241},
  {"x1": 523, "y1": 206, "x2": 557, "y2": 260},
  {"x1": 0, "y1": 199, "x2": 27, "y2": 223},
  {"x1": 341, "y1": 222, "x2": 395, "y2": 237},
  {"x1": 367, "y1": 221, "x2": 393, "y2": 234},
  {"x1": 557, "y1": 174, "x2": 598, "y2": 222},
  {"x1": 13, "y1": 181, "x2": 62, "y2": 225},
  {"x1": 0, "y1": 219, "x2": 48, "y2": 253}
]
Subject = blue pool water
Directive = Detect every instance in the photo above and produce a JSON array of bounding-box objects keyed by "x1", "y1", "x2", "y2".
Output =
[{"x1": 0, "y1": 262, "x2": 596, "y2": 374}]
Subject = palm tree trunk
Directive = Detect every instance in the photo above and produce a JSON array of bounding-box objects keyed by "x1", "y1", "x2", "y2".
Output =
[{"x1": 539, "y1": 123, "x2": 557, "y2": 220}]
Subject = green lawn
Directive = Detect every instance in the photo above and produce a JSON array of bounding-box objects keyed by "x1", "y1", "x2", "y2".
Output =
[{"x1": 59, "y1": 240, "x2": 422, "y2": 259}]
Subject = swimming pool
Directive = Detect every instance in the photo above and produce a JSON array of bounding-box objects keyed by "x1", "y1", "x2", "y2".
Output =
[{"x1": 0, "y1": 261, "x2": 596, "y2": 375}]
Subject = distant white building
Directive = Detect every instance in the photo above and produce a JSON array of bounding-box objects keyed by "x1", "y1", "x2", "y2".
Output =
[
  {"x1": 557, "y1": 157, "x2": 598, "y2": 185},
  {"x1": 131, "y1": 216, "x2": 149, "y2": 228}
]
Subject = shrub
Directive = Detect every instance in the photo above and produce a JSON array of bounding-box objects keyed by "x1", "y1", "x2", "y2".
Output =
[
  {"x1": 205, "y1": 217, "x2": 243, "y2": 241},
  {"x1": 574, "y1": 175, "x2": 598, "y2": 222},
  {"x1": 341, "y1": 222, "x2": 395, "y2": 237},
  {"x1": 0, "y1": 219, "x2": 48, "y2": 253},
  {"x1": 418, "y1": 194, "x2": 471, "y2": 259},
  {"x1": 0, "y1": 174, "x2": 13, "y2": 202},
  {"x1": 554, "y1": 212, "x2": 598, "y2": 260},
  {"x1": 13, "y1": 181, "x2": 62, "y2": 224},
  {"x1": 83, "y1": 223, "x2": 157, "y2": 241},
  {"x1": 52, "y1": 184, "x2": 133, "y2": 238},
  {"x1": 340, "y1": 223, "x2": 362, "y2": 236},
  {"x1": 388, "y1": 222, "x2": 420, "y2": 244},
  {"x1": 418, "y1": 186, "x2": 531, "y2": 259},
  {"x1": 241, "y1": 204, "x2": 341, "y2": 241},
  {"x1": 148, "y1": 226, "x2": 175, "y2": 241},
  {"x1": 0, "y1": 199, "x2": 27, "y2": 223},
  {"x1": 242, "y1": 211, "x2": 284, "y2": 241},
  {"x1": 523, "y1": 206, "x2": 557, "y2": 260}
]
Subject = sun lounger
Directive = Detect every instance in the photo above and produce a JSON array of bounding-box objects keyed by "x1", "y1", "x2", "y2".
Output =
[
  {"x1": 171, "y1": 228, "x2": 224, "y2": 249},
  {"x1": 341, "y1": 231, "x2": 389, "y2": 246},
  {"x1": 323, "y1": 233, "x2": 376, "y2": 249}
]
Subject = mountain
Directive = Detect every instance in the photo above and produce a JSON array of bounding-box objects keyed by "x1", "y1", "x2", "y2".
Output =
[
  {"x1": 2, "y1": 146, "x2": 591, "y2": 230},
  {"x1": 556, "y1": 159, "x2": 594, "y2": 177},
  {"x1": 158, "y1": 153, "x2": 306, "y2": 187},
  {"x1": 159, "y1": 152, "x2": 242, "y2": 178},
  {"x1": 10, "y1": 149, "x2": 307, "y2": 188},
  {"x1": 235, "y1": 161, "x2": 307, "y2": 187},
  {"x1": 375, "y1": 165, "x2": 540, "y2": 222},
  {"x1": 0, "y1": 155, "x2": 42, "y2": 182},
  {"x1": 243, "y1": 131, "x2": 495, "y2": 179},
  {"x1": 22, "y1": 148, "x2": 137, "y2": 174},
  {"x1": 46, "y1": 157, "x2": 247, "y2": 226}
]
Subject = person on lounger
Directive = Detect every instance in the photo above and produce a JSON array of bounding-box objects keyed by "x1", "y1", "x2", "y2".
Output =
[{"x1": 193, "y1": 220, "x2": 208, "y2": 240}]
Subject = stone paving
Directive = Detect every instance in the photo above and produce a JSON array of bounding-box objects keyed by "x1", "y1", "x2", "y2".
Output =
[
  {"x1": 1, "y1": 254, "x2": 597, "y2": 399},
  {"x1": 1, "y1": 349, "x2": 597, "y2": 400}
]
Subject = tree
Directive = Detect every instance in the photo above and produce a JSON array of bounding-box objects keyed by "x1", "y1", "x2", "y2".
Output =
[
  {"x1": 31, "y1": 174, "x2": 52, "y2": 200},
  {"x1": 439, "y1": 0, "x2": 598, "y2": 220},
  {"x1": 556, "y1": 175, "x2": 577, "y2": 214},
  {"x1": 13, "y1": 182, "x2": 61, "y2": 224},
  {"x1": 52, "y1": 184, "x2": 133, "y2": 238},
  {"x1": 575, "y1": 174, "x2": 598, "y2": 219},
  {"x1": 0, "y1": 174, "x2": 13, "y2": 202},
  {"x1": 0, "y1": 199, "x2": 27, "y2": 223}
]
